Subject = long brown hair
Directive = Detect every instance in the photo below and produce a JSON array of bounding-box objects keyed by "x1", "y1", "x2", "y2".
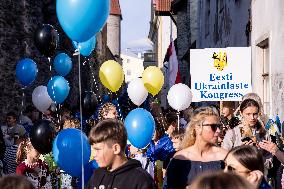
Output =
[
  {"x1": 225, "y1": 145, "x2": 264, "y2": 173},
  {"x1": 16, "y1": 138, "x2": 33, "y2": 164},
  {"x1": 240, "y1": 98, "x2": 266, "y2": 138},
  {"x1": 181, "y1": 106, "x2": 220, "y2": 149}
]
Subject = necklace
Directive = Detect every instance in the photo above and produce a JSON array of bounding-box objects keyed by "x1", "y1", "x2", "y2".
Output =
[{"x1": 24, "y1": 159, "x2": 39, "y2": 168}]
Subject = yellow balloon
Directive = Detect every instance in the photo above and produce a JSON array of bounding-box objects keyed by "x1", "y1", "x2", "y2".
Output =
[
  {"x1": 99, "y1": 60, "x2": 124, "y2": 92},
  {"x1": 142, "y1": 66, "x2": 164, "y2": 96}
]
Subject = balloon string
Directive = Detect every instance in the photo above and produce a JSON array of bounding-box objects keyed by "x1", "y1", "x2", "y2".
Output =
[
  {"x1": 48, "y1": 57, "x2": 52, "y2": 72},
  {"x1": 78, "y1": 50, "x2": 85, "y2": 188},
  {"x1": 20, "y1": 89, "x2": 25, "y2": 120},
  {"x1": 89, "y1": 63, "x2": 101, "y2": 101},
  {"x1": 177, "y1": 111, "x2": 180, "y2": 131},
  {"x1": 58, "y1": 104, "x2": 61, "y2": 124},
  {"x1": 115, "y1": 93, "x2": 122, "y2": 120}
]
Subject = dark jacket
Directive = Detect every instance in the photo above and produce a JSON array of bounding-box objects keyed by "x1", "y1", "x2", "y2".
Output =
[{"x1": 87, "y1": 159, "x2": 156, "y2": 189}]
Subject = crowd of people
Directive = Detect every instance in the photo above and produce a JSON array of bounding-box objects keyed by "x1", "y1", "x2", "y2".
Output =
[{"x1": 0, "y1": 92, "x2": 283, "y2": 189}]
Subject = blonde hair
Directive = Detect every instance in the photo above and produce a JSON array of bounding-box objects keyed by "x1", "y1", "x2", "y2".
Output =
[
  {"x1": 63, "y1": 118, "x2": 80, "y2": 129},
  {"x1": 181, "y1": 106, "x2": 220, "y2": 149},
  {"x1": 98, "y1": 103, "x2": 117, "y2": 121},
  {"x1": 16, "y1": 138, "x2": 33, "y2": 164}
]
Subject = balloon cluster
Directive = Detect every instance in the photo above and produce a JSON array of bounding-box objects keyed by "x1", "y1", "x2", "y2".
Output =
[
  {"x1": 48, "y1": 0, "x2": 110, "y2": 178},
  {"x1": 125, "y1": 66, "x2": 165, "y2": 108},
  {"x1": 14, "y1": 0, "x2": 112, "y2": 182}
]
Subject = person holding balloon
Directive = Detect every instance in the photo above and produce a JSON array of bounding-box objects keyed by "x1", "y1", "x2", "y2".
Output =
[
  {"x1": 166, "y1": 106, "x2": 228, "y2": 188},
  {"x1": 87, "y1": 119, "x2": 156, "y2": 189},
  {"x1": 146, "y1": 117, "x2": 175, "y2": 187},
  {"x1": 16, "y1": 138, "x2": 52, "y2": 189},
  {"x1": 165, "y1": 112, "x2": 178, "y2": 137}
]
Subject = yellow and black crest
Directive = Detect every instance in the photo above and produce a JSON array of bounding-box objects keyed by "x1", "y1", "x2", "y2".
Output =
[{"x1": 212, "y1": 52, "x2": 227, "y2": 71}]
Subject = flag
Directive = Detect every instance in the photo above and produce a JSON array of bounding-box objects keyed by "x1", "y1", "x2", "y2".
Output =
[
  {"x1": 275, "y1": 115, "x2": 281, "y2": 132},
  {"x1": 164, "y1": 39, "x2": 181, "y2": 88},
  {"x1": 269, "y1": 123, "x2": 280, "y2": 136}
]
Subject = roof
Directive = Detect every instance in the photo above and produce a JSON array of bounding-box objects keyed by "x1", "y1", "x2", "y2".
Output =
[
  {"x1": 121, "y1": 50, "x2": 142, "y2": 59},
  {"x1": 110, "y1": 0, "x2": 122, "y2": 17},
  {"x1": 153, "y1": 0, "x2": 173, "y2": 12}
]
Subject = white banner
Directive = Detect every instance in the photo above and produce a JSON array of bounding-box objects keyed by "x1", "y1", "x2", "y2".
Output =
[{"x1": 190, "y1": 47, "x2": 252, "y2": 102}]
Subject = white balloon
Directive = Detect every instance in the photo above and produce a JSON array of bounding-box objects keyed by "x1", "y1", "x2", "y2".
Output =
[
  {"x1": 167, "y1": 83, "x2": 192, "y2": 111},
  {"x1": 127, "y1": 78, "x2": 148, "y2": 106},
  {"x1": 32, "y1": 86, "x2": 53, "y2": 112}
]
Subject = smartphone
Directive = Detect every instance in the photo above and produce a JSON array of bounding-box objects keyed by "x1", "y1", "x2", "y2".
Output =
[{"x1": 241, "y1": 136, "x2": 253, "y2": 142}]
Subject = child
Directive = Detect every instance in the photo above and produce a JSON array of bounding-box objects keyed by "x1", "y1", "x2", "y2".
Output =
[
  {"x1": 170, "y1": 128, "x2": 185, "y2": 152},
  {"x1": 97, "y1": 102, "x2": 118, "y2": 121},
  {"x1": 129, "y1": 145, "x2": 154, "y2": 178},
  {"x1": 87, "y1": 119, "x2": 156, "y2": 189},
  {"x1": 146, "y1": 117, "x2": 175, "y2": 188},
  {"x1": 165, "y1": 112, "x2": 178, "y2": 137},
  {"x1": 16, "y1": 138, "x2": 52, "y2": 189},
  {"x1": 3, "y1": 133, "x2": 26, "y2": 174}
]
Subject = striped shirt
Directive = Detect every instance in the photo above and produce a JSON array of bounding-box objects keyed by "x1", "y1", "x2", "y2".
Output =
[{"x1": 3, "y1": 144, "x2": 18, "y2": 174}]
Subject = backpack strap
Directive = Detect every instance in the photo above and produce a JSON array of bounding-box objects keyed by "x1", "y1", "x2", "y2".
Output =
[{"x1": 144, "y1": 159, "x2": 150, "y2": 170}]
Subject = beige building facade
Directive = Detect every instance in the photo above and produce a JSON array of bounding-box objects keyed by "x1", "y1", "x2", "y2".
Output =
[{"x1": 251, "y1": 0, "x2": 284, "y2": 120}]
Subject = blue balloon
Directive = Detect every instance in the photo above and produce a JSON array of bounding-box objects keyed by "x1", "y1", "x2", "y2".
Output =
[
  {"x1": 16, "y1": 58, "x2": 38, "y2": 86},
  {"x1": 52, "y1": 128, "x2": 91, "y2": 177},
  {"x1": 73, "y1": 35, "x2": 96, "y2": 56},
  {"x1": 47, "y1": 76, "x2": 70, "y2": 104},
  {"x1": 124, "y1": 108, "x2": 155, "y2": 149},
  {"x1": 53, "y1": 53, "x2": 72, "y2": 76},
  {"x1": 56, "y1": 0, "x2": 110, "y2": 42}
]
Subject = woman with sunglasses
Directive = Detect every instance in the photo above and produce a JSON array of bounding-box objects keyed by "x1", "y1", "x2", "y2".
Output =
[
  {"x1": 222, "y1": 98, "x2": 270, "y2": 150},
  {"x1": 165, "y1": 106, "x2": 227, "y2": 189},
  {"x1": 224, "y1": 145, "x2": 271, "y2": 189}
]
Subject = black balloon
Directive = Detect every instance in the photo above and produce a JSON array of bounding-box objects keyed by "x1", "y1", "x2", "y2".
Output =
[
  {"x1": 30, "y1": 120, "x2": 55, "y2": 154},
  {"x1": 34, "y1": 24, "x2": 59, "y2": 57},
  {"x1": 82, "y1": 91, "x2": 98, "y2": 117}
]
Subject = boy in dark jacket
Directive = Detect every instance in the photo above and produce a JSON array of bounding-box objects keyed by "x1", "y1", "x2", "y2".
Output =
[{"x1": 87, "y1": 119, "x2": 156, "y2": 189}]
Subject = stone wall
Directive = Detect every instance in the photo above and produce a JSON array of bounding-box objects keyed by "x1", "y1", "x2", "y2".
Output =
[
  {"x1": 175, "y1": 0, "x2": 191, "y2": 84},
  {"x1": 197, "y1": 0, "x2": 251, "y2": 48},
  {"x1": 0, "y1": 0, "x2": 110, "y2": 122},
  {"x1": 0, "y1": 0, "x2": 46, "y2": 120},
  {"x1": 107, "y1": 15, "x2": 121, "y2": 57}
]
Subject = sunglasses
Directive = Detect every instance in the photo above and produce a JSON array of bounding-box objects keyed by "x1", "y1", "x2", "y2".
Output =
[{"x1": 202, "y1": 123, "x2": 223, "y2": 132}]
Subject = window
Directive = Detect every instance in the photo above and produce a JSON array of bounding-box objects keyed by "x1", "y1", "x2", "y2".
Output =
[
  {"x1": 127, "y1": 70, "x2": 131, "y2": 76},
  {"x1": 127, "y1": 59, "x2": 130, "y2": 63},
  {"x1": 257, "y1": 38, "x2": 270, "y2": 114}
]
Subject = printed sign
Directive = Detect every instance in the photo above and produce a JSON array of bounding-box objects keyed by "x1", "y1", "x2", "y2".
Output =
[{"x1": 190, "y1": 47, "x2": 252, "y2": 102}]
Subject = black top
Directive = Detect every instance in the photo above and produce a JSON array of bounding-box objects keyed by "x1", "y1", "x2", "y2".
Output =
[
  {"x1": 87, "y1": 159, "x2": 156, "y2": 189},
  {"x1": 166, "y1": 158, "x2": 224, "y2": 189}
]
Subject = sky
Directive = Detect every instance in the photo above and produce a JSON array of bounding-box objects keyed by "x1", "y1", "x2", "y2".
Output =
[{"x1": 120, "y1": 0, "x2": 152, "y2": 52}]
